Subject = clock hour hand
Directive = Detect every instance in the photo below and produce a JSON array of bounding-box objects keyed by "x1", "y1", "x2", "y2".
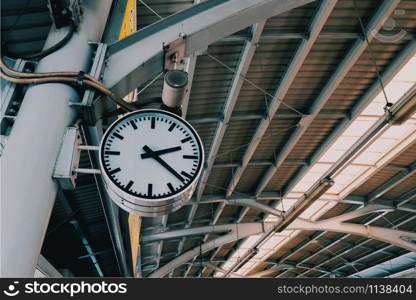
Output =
[
  {"x1": 142, "y1": 145, "x2": 185, "y2": 182},
  {"x1": 141, "y1": 146, "x2": 182, "y2": 159}
]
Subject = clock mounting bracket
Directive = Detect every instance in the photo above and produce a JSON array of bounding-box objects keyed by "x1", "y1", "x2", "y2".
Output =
[
  {"x1": 163, "y1": 37, "x2": 186, "y2": 73},
  {"x1": 53, "y1": 125, "x2": 102, "y2": 190}
]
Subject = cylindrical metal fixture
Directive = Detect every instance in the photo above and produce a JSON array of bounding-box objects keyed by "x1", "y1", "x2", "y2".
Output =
[{"x1": 162, "y1": 70, "x2": 188, "y2": 108}]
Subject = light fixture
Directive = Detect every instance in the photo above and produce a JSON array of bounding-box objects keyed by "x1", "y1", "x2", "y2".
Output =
[
  {"x1": 386, "y1": 84, "x2": 416, "y2": 125},
  {"x1": 277, "y1": 177, "x2": 334, "y2": 231}
]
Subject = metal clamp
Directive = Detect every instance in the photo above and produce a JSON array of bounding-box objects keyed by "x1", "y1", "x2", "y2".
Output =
[
  {"x1": 163, "y1": 37, "x2": 186, "y2": 72},
  {"x1": 1, "y1": 59, "x2": 36, "y2": 137},
  {"x1": 70, "y1": 43, "x2": 112, "y2": 125}
]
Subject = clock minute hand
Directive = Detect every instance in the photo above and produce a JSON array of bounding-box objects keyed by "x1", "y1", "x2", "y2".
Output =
[
  {"x1": 142, "y1": 145, "x2": 185, "y2": 182},
  {"x1": 141, "y1": 146, "x2": 182, "y2": 159}
]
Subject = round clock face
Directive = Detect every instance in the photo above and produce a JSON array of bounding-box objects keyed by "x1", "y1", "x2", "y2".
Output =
[{"x1": 99, "y1": 109, "x2": 204, "y2": 215}]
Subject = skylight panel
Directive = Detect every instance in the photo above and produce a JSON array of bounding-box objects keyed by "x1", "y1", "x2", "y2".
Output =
[{"x1": 217, "y1": 54, "x2": 416, "y2": 277}]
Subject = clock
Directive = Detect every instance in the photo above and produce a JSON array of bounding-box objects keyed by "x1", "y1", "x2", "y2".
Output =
[{"x1": 99, "y1": 109, "x2": 204, "y2": 217}]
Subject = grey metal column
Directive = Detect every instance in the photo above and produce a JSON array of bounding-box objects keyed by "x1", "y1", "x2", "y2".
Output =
[{"x1": 0, "y1": 0, "x2": 112, "y2": 277}]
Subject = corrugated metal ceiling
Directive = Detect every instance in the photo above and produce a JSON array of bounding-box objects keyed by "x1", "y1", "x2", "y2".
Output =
[{"x1": 1, "y1": 0, "x2": 415, "y2": 278}]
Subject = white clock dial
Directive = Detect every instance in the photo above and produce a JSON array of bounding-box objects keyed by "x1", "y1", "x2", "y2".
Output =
[{"x1": 99, "y1": 109, "x2": 204, "y2": 216}]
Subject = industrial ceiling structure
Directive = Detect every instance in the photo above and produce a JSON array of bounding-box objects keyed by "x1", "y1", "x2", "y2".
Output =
[{"x1": 1, "y1": 0, "x2": 415, "y2": 278}]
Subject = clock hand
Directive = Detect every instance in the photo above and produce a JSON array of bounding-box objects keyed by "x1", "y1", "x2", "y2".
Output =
[
  {"x1": 141, "y1": 146, "x2": 182, "y2": 159},
  {"x1": 142, "y1": 145, "x2": 185, "y2": 182}
]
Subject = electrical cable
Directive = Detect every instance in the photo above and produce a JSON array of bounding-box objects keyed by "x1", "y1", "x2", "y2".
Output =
[
  {"x1": 2, "y1": 21, "x2": 76, "y2": 60},
  {"x1": 0, "y1": 56, "x2": 99, "y2": 83},
  {"x1": 0, "y1": 6, "x2": 121, "y2": 112},
  {"x1": 1, "y1": 55, "x2": 139, "y2": 112},
  {"x1": 0, "y1": 69, "x2": 137, "y2": 112}
]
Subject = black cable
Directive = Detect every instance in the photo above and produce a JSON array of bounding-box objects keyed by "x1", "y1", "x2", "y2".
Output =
[{"x1": 2, "y1": 21, "x2": 75, "y2": 60}]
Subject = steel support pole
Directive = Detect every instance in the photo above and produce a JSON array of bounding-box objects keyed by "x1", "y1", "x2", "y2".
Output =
[{"x1": 0, "y1": 0, "x2": 112, "y2": 277}]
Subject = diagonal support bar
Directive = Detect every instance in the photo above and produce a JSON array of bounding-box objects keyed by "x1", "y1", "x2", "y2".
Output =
[
  {"x1": 367, "y1": 161, "x2": 416, "y2": 203},
  {"x1": 247, "y1": 263, "x2": 294, "y2": 278},
  {"x1": 320, "y1": 204, "x2": 394, "y2": 223},
  {"x1": 181, "y1": 22, "x2": 265, "y2": 276},
  {"x1": 195, "y1": 21, "x2": 266, "y2": 201},
  {"x1": 183, "y1": 201, "x2": 226, "y2": 277}
]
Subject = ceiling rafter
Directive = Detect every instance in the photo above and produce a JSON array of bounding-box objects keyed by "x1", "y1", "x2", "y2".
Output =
[
  {"x1": 253, "y1": 0, "x2": 402, "y2": 197},
  {"x1": 276, "y1": 208, "x2": 415, "y2": 278},
  {"x1": 179, "y1": 21, "x2": 266, "y2": 277},
  {"x1": 224, "y1": 0, "x2": 338, "y2": 199}
]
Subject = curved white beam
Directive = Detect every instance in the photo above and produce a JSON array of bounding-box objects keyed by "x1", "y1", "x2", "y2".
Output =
[
  {"x1": 288, "y1": 219, "x2": 416, "y2": 253},
  {"x1": 141, "y1": 222, "x2": 272, "y2": 244},
  {"x1": 148, "y1": 222, "x2": 273, "y2": 277},
  {"x1": 188, "y1": 261, "x2": 244, "y2": 278},
  {"x1": 247, "y1": 263, "x2": 294, "y2": 278},
  {"x1": 103, "y1": 0, "x2": 316, "y2": 96},
  {"x1": 225, "y1": 199, "x2": 283, "y2": 219}
]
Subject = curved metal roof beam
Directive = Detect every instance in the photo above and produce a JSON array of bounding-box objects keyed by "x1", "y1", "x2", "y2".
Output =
[
  {"x1": 103, "y1": 0, "x2": 316, "y2": 97},
  {"x1": 148, "y1": 222, "x2": 273, "y2": 277}
]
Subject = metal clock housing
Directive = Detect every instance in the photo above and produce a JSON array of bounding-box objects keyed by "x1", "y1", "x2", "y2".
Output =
[{"x1": 99, "y1": 109, "x2": 204, "y2": 217}]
